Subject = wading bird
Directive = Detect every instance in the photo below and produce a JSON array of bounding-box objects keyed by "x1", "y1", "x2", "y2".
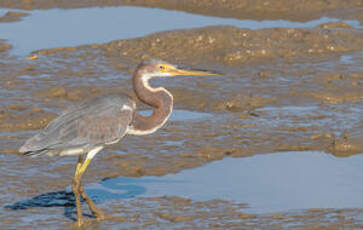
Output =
[{"x1": 19, "y1": 59, "x2": 218, "y2": 226}]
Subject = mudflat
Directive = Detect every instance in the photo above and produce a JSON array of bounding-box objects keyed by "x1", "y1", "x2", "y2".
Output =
[{"x1": 0, "y1": 1, "x2": 362, "y2": 229}]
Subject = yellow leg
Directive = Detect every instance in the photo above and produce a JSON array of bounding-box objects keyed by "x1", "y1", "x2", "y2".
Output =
[
  {"x1": 78, "y1": 158, "x2": 91, "y2": 175},
  {"x1": 73, "y1": 155, "x2": 84, "y2": 227},
  {"x1": 75, "y1": 155, "x2": 84, "y2": 176},
  {"x1": 77, "y1": 153, "x2": 105, "y2": 221}
]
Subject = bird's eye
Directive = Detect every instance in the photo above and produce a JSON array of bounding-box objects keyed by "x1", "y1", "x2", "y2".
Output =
[{"x1": 159, "y1": 65, "x2": 165, "y2": 70}]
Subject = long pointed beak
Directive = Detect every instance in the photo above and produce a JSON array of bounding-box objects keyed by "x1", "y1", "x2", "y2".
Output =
[{"x1": 168, "y1": 68, "x2": 221, "y2": 76}]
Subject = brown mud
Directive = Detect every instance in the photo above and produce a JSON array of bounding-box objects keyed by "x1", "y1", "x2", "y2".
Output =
[
  {"x1": 0, "y1": 25, "x2": 362, "y2": 174},
  {"x1": 0, "y1": 11, "x2": 29, "y2": 22},
  {"x1": 0, "y1": 39, "x2": 12, "y2": 52},
  {"x1": 23, "y1": 25, "x2": 363, "y2": 159},
  {"x1": 0, "y1": 3, "x2": 363, "y2": 230},
  {"x1": 0, "y1": 0, "x2": 362, "y2": 22},
  {"x1": 3, "y1": 196, "x2": 363, "y2": 229}
]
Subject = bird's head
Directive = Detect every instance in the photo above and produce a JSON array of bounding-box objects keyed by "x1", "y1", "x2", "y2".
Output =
[{"x1": 137, "y1": 59, "x2": 220, "y2": 78}]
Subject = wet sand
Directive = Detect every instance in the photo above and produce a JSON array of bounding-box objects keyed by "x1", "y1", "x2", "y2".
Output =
[{"x1": 0, "y1": 2, "x2": 363, "y2": 229}]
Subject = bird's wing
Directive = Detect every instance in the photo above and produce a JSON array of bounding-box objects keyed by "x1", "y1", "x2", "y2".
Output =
[{"x1": 19, "y1": 94, "x2": 135, "y2": 153}]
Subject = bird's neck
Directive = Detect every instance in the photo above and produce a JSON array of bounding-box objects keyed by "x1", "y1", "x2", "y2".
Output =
[{"x1": 128, "y1": 69, "x2": 173, "y2": 136}]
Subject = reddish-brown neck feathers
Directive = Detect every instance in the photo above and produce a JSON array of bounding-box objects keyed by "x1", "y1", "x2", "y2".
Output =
[{"x1": 128, "y1": 66, "x2": 173, "y2": 135}]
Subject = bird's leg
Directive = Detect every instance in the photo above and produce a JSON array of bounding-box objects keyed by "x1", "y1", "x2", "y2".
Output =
[
  {"x1": 73, "y1": 155, "x2": 84, "y2": 227},
  {"x1": 77, "y1": 147, "x2": 105, "y2": 221},
  {"x1": 79, "y1": 184, "x2": 105, "y2": 220}
]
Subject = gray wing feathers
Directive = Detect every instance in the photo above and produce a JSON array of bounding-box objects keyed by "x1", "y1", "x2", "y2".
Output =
[{"x1": 19, "y1": 94, "x2": 135, "y2": 154}]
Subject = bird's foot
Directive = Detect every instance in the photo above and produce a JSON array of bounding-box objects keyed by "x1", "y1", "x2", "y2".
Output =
[
  {"x1": 95, "y1": 213, "x2": 105, "y2": 221},
  {"x1": 76, "y1": 218, "x2": 84, "y2": 228},
  {"x1": 92, "y1": 209, "x2": 106, "y2": 221},
  {"x1": 84, "y1": 200, "x2": 105, "y2": 221}
]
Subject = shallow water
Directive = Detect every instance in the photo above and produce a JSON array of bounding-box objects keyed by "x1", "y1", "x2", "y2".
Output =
[
  {"x1": 0, "y1": 6, "x2": 360, "y2": 55},
  {"x1": 84, "y1": 151, "x2": 363, "y2": 214},
  {"x1": 140, "y1": 109, "x2": 213, "y2": 122}
]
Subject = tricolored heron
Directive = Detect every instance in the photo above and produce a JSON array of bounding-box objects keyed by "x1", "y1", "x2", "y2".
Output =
[{"x1": 19, "y1": 59, "x2": 218, "y2": 226}]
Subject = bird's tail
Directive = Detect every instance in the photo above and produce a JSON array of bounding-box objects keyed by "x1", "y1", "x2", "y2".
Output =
[{"x1": 23, "y1": 149, "x2": 49, "y2": 157}]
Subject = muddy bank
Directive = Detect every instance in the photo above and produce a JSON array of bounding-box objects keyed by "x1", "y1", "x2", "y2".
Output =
[
  {"x1": 36, "y1": 24, "x2": 363, "y2": 68},
  {"x1": 3, "y1": 196, "x2": 363, "y2": 229},
  {"x1": 0, "y1": 24, "x2": 360, "y2": 178},
  {"x1": 0, "y1": 0, "x2": 362, "y2": 22},
  {"x1": 0, "y1": 11, "x2": 29, "y2": 23},
  {"x1": 0, "y1": 39, "x2": 11, "y2": 53}
]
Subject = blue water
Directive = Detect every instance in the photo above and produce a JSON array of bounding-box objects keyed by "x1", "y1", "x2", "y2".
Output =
[
  {"x1": 85, "y1": 151, "x2": 363, "y2": 214},
  {"x1": 140, "y1": 109, "x2": 213, "y2": 122},
  {"x1": 0, "y1": 6, "x2": 360, "y2": 55}
]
